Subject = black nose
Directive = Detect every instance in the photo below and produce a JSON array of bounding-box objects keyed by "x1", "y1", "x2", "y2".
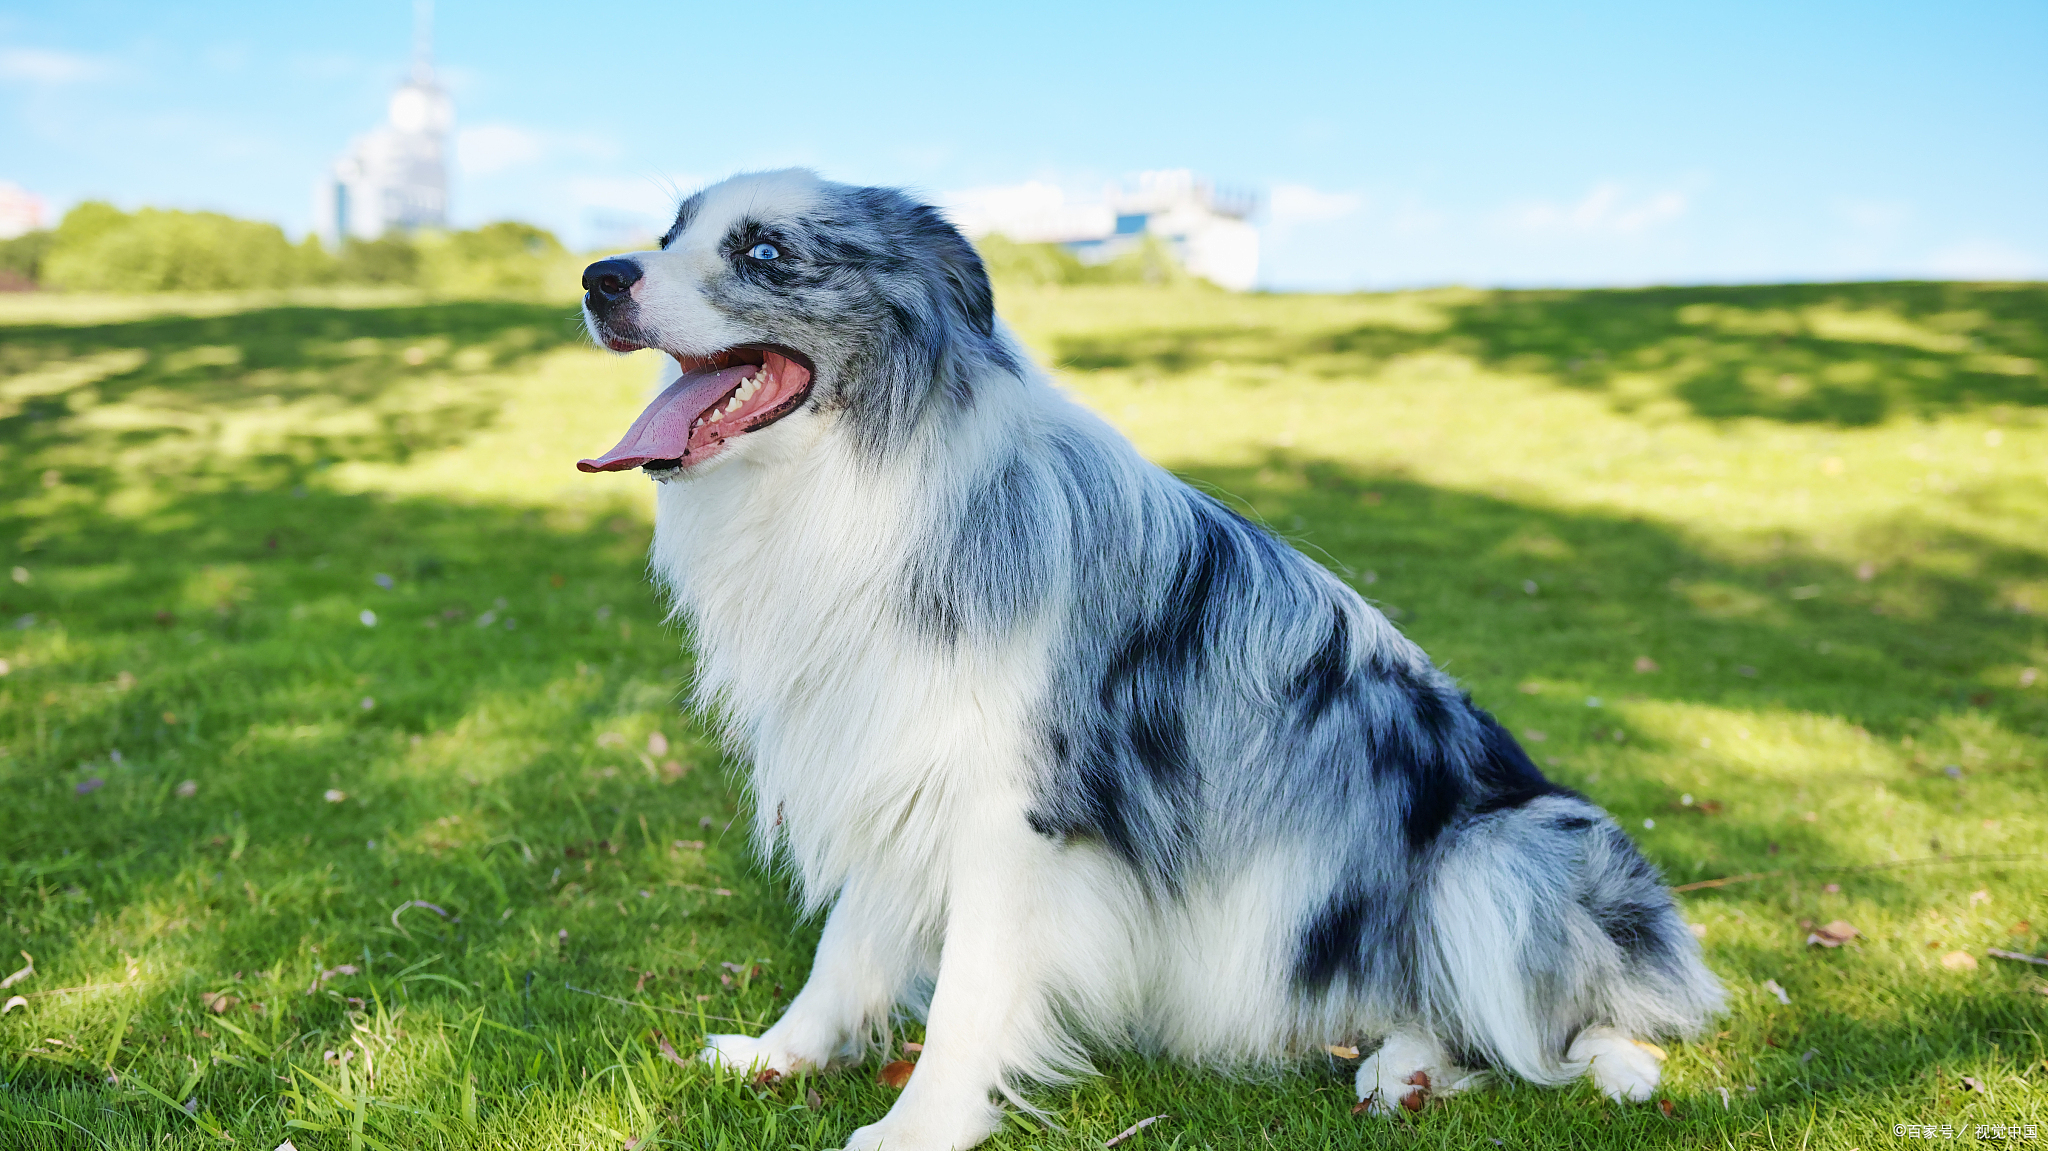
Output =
[{"x1": 581, "y1": 258, "x2": 643, "y2": 306}]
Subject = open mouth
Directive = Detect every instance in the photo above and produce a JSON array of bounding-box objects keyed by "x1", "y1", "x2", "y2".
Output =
[{"x1": 577, "y1": 345, "x2": 815, "y2": 474}]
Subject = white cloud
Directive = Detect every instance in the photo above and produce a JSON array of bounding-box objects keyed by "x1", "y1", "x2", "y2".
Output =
[
  {"x1": 457, "y1": 123, "x2": 548, "y2": 176},
  {"x1": 456, "y1": 124, "x2": 620, "y2": 177},
  {"x1": 1268, "y1": 183, "x2": 1364, "y2": 225},
  {"x1": 1924, "y1": 240, "x2": 2044, "y2": 280},
  {"x1": 0, "y1": 47, "x2": 115, "y2": 85},
  {"x1": 1497, "y1": 182, "x2": 1688, "y2": 236},
  {"x1": 566, "y1": 174, "x2": 706, "y2": 219},
  {"x1": 1837, "y1": 199, "x2": 1911, "y2": 233}
]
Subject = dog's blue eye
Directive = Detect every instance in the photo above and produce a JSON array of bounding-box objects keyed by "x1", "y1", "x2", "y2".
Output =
[{"x1": 747, "y1": 243, "x2": 779, "y2": 261}]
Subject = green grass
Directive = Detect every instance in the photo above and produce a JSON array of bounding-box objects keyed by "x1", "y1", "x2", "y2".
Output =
[{"x1": 1, "y1": 279, "x2": 2044, "y2": 1150}]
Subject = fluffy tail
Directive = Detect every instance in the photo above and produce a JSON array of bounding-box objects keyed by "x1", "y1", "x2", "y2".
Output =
[{"x1": 1417, "y1": 793, "x2": 1724, "y2": 1085}]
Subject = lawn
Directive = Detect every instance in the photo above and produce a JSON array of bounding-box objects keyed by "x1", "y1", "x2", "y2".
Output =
[{"x1": 1, "y1": 278, "x2": 2044, "y2": 1150}]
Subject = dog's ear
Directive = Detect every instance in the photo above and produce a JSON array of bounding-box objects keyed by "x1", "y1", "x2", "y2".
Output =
[
  {"x1": 922, "y1": 214, "x2": 997, "y2": 339},
  {"x1": 833, "y1": 188, "x2": 1016, "y2": 460}
]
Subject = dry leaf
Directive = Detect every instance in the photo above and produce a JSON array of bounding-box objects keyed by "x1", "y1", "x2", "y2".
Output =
[
  {"x1": 323, "y1": 789, "x2": 346, "y2": 803},
  {"x1": 1, "y1": 995, "x2": 25, "y2": 1015},
  {"x1": 2012, "y1": 922, "x2": 2033, "y2": 935},
  {"x1": 1969, "y1": 889, "x2": 1990, "y2": 906},
  {"x1": 275, "y1": 1141, "x2": 299, "y2": 1151},
  {"x1": 902, "y1": 1041, "x2": 924, "y2": 1054},
  {"x1": 1634, "y1": 656, "x2": 1660, "y2": 673},
  {"x1": 647, "y1": 732, "x2": 669, "y2": 756},
  {"x1": 1941, "y1": 951, "x2": 1979, "y2": 971},
  {"x1": 1805, "y1": 920, "x2": 1860, "y2": 948},
  {"x1": 1634, "y1": 1040, "x2": 1668, "y2": 1061},
  {"x1": 651, "y1": 1031, "x2": 690, "y2": 1069},
  {"x1": 1326, "y1": 1044, "x2": 1361, "y2": 1059},
  {"x1": 1351, "y1": 1099, "x2": 1372, "y2": 1115},
  {"x1": 1658, "y1": 1098, "x2": 1677, "y2": 1118},
  {"x1": 0, "y1": 951, "x2": 31, "y2": 990},
  {"x1": 878, "y1": 1060, "x2": 915, "y2": 1089},
  {"x1": 202, "y1": 991, "x2": 239, "y2": 1014},
  {"x1": 751, "y1": 1067, "x2": 781, "y2": 1089},
  {"x1": 805, "y1": 1087, "x2": 823, "y2": 1110},
  {"x1": 175, "y1": 780, "x2": 198, "y2": 798},
  {"x1": 1762, "y1": 979, "x2": 1791, "y2": 1005}
]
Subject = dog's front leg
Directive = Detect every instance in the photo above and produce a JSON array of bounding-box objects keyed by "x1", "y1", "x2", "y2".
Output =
[
  {"x1": 844, "y1": 827, "x2": 1049, "y2": 1151},
  {"x1": 701, "y1": 878, "x2": 917, "y2": 1077}
]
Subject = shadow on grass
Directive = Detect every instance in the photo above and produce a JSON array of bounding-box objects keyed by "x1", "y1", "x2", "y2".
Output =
[
  {"x1": 1054, "y1": 281, "x2": 2048, "y2": 425},
  {"x1": 1, "y1": 298, "x2": 2043, "y2": 1145}
]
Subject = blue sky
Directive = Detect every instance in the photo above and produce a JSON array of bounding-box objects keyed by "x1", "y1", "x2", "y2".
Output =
[{"x1": 1, "y1": 1, "x2": 2042, "y2": 289}]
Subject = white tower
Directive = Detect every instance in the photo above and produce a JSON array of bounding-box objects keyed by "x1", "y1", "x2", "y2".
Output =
[{"x1": 317, "y1": 0, "x2": 453, "y2": 243}]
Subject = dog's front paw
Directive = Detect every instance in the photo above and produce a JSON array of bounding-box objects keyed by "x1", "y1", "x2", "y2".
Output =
[
  {"x1": 840, "y1": 1107, "x2": 1001, "y2": 1151},
  {"x1": 699, "y1": 1033, "x2": 799, "y2": 1077},
  {"x1": 1354, "y1": 1031, "x2": 1483, "y2": 1116}
]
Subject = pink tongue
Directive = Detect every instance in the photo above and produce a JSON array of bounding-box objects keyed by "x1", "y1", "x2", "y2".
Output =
[{"x1": 578, "y1": 363, "x2": 757, "y2": 473}]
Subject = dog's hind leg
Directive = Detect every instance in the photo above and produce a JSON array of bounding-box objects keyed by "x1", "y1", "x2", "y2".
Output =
[
  {"x1": 1354, "y1": 1029, "x2": 1486, "y2": 1115},
  {"x1": 701, "y1": 878, "x2": 918, "y2": 1077}
]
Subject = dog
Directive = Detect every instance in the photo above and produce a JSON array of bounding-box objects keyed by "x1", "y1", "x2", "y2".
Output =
[{"x1": 576, "y1": 169, "x2": 1723, "y2": 1150}]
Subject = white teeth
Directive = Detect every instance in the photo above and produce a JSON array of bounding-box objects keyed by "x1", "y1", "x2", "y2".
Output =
[
  {"x1": 709, "y1": 410, "x2": 722, "y2": 423},
  {"x1": 726, "y1": 396, "x2": 743, "y2": 413}
]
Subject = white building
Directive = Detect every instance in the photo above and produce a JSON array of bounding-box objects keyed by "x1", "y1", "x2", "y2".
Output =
[
  {"x1": 315, "y1": 1, "x2": 451, "y2": 244},
  {"x1": 946, "y1": 171, "x2": 1261, "y2": 291},
  {"x1": 0, "y1": 181, "x2": 45, "y2": 239}
]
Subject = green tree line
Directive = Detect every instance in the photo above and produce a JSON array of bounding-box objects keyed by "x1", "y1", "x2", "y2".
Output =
[{"x1": 0, "y1": 202, "x2": 571, "y2": 295}]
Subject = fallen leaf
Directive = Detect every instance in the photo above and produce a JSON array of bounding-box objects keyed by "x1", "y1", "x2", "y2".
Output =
[
  {"x1": 1634, "y1": 656, "x2": 1660, "y2": 673},
  {"x1": 1517, "y1": 682, "x2": 1542, "y2": 694},
  {"x1": 651, "y1": 1031, "x2": 690, "y2": 1069},
  {"x1": 1521, "y1": 729, "x2": 1547, "y2": 743},
  {"x1": 1823, "y1": 883, "x2": 1840, "y2": 894},
  {"x1": 1806, "y1": 920, "x2": 1860, "y2": 948},
  {"x1": 275, "y1": 1141, "x2": 299, "y2": 1151},
  {"x1": 1960, "y1": 1075, "x2": 1985, "y2": 1093},
  {"x1": 751, "y1": 1067, "x2": 781, "y2": 1089},
  {"x1": 201, "y1": 991, "x2": 239, "y2": 1014},
  {"x1": 902, "y1": 1041, "x2": 923, "y2": 1054},
  {"x1": 175, "y1": 780, "x2": 198, "y2": 798},
  {"x1": 878, "y1": 1060, "x2": 915, "y2": 1089},
  {"x1": 647, "y1": 732, "x2": 669, "y2": 756},
  {"x1": 597, "y1": 732, "x2": 626, "y2": 748},
  {"x1": 1351, "y1": 1099, "x2": 1372, "y2": 1115},
  {"x1": 1634, "y1": 1041, "x2": 1668, "y2": 1061},
  {"x1": 323, "y1": 789, "x2": 346, "y2": 803},
  {"x1": 1658, "y1": 1098, "x2": 1677, "y2": 1118},
  {"x1": 1941, "y1": 951, "x2": 1979, "y2": 971},
  {"x1": 1762, "y1": 979, "x2": 1791, "y2": 1005},
  {"x1": 1326, "y1": 1044, "x2": 1361, "y2": 1059},
  {"x1": 0, "y1": 952, "x2": 31, "y2": 990},
  {"x1": 2012, "y1": 922, "x2": 2032, "y2": 935},
  {"x1": 1969, "y1": 889, "x2": 1990, "y2": 906},
  {"x1": 806, "y1": 1087, "x2": 823, "y2": 1110},
  {"x1": 1, "y1": 996, "x2": 25, "y2": 1015}
]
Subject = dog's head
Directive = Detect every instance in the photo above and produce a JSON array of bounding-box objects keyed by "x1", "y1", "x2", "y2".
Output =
[{"x1": 578, "y1": 169, "x2": 1011, "y2": 476}]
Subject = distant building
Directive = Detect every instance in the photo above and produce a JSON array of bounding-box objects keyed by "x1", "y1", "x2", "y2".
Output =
[
  {"x1": 946, "y1": 171, "x2": 1261, "y2": 290},
  {"x1": 0, "y1": 181, "x2": 45, "y2": 239},
  {"x1": 315, "y1": 1, "x2": 451, "y2": 244}
]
